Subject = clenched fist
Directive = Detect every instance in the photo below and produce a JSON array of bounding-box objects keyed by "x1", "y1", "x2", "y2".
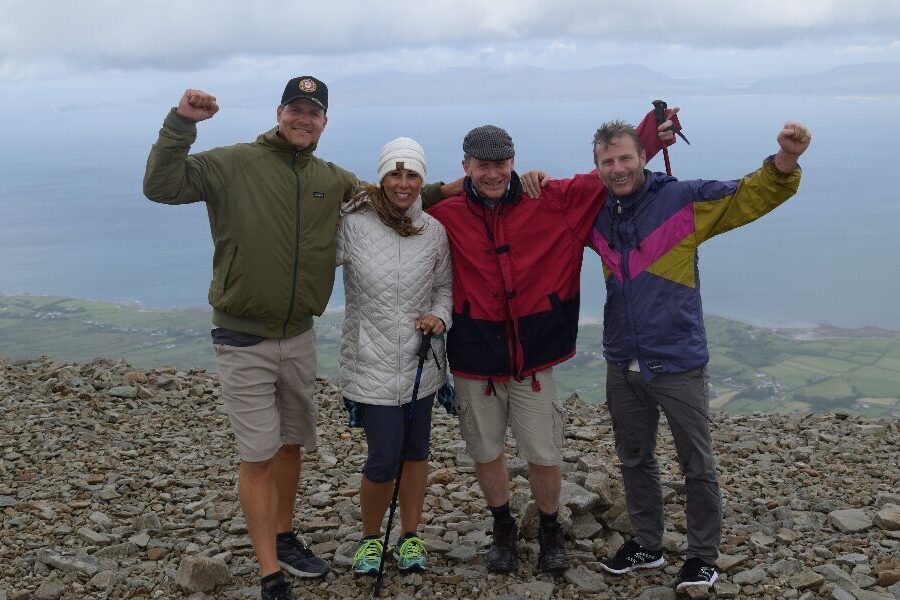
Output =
[
  {"x1": 177, "y1": 89, "x2": 219, "y2": 123},
  {"x1": 774, "y1": 121, "x2": 811, "y2": 173}
]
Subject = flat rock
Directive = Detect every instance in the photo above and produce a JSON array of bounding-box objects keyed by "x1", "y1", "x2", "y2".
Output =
[
  {"x1": 107, "y1": 386, "x2": 137, "y2": 398},
  {"x1": 828, "y1": 509, "x2": 873, "y2": 533},
  {"x1": 789, "y1": 570, "x2": 825, "y2": 590},
  {"x1": 562, "y1": 564, "x2": 607, "y2": 592},
  {"x1": 37, "y1": 549, "x2": 102, "y2": 576},
  {"x1": 733, "y1": 566, "x2": 768, "y2": 585},
  {"x1": 874, "y1": 504, "x2": 900, "y2": 530},
  {"x1": 33, "y1": 580, "x2": 65, "y2": 600},
  {"x1": 636, "y1": 586, "x2": 677, "y2": 600},
  {"x1": 508, "y1": 581, "x2": 554, "y2": 600},
  {"x1": 445, "y1": 545, "x2": 478, "y2": 563}
]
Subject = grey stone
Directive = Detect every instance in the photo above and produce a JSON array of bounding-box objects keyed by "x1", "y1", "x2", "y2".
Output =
[
  {"x1": 559, "y1": 480, "x2": 601, "y2": 514},
  {"x1": 0, "y1": 496, "x2": 16, "y2": 508},
  {"x1": 175, "y1": 556, "x2": 230, "y2": 593},
  {"x1": 37, "y1": 549, "x2": 102, "y2": 576},
  {"x1": 790, "y1": 570, "x2": 825, "y2": 590},
  {"x1": 874, "y1": 504, "x2": 900, "y2": 531},
  {"x1": 714, "y1": 582, "x2": 741, "y2": 598},
  {"x1": 837, "y1": 553, "x2": 870, "y2": 566},
  {"x1": 508, "y1": 581, "x2": 555, "y2": 600},
  {"x1": 828, "y1": 509, "x2": 873, "y2": 533},
  {"x1": 446, "y1": 545, "x2": 478, "y2": 562},
  {"x1": 636, "y1": 586, "x2": 677, "y2": 600},
  {"x1": 107, "y1": 385, "x2": 137, "y2": 398},
  {"x1": 562, "y1": 564, "x2": 607, "y2": 592},
  {"x1": 87, "y1": 570, "x2": 118, "y2": 591},
  {"x1": 94, "y1": 542, "x2": 139, "y2": 559},
  {"x1": 570, "y1": 512, "x2": 603, "y2": 539},
  {"x1": 832, "y1": 589, "x2": 856, "y2": 600},
  {"x1": 733, "y1": 566, "x2": 768, "y2": 585},
  {"x1": 133, "y1": 512, "x2": 162, "y2": 532},
  {"x1": 309, "y1": 492, "x2": 331, "y2": 508},
  {"x1": 716, "y1": 553, "x2": 750, "y2": 572},
  {"x1": 33, "y1": 580, "x2": 65, "y2": 600}
]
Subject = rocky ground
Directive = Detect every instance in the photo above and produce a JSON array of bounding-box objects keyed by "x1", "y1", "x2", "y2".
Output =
[{"x1": 1, "y1": 356, "x2": 898, "y2": 600}]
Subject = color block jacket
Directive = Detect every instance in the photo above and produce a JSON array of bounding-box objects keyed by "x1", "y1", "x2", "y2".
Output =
[
  {"x1": 336, "y1": 197, "x2": 452, "y2": 406},
  {"x1": 590, "y1": 158, "x2": 802, "y2": 379},
  {"x1": 428, "y1": 110, "x2": 671, "y2": 381},
  {"x1": 143, "y1": 109, "x2": 443, "y2": 339}
]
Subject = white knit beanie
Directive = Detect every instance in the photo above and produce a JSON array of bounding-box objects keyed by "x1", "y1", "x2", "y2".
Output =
[{"x1": 377, "y1": 137, "x2": 427, "y2": 184}]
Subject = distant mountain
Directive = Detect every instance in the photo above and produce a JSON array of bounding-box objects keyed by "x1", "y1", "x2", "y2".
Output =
[
  {"x1": 749, "y1": 62, "x2": 900, "y2": 96},
  {"x1": 326, "y1": 62, "x2": 900, "y2": 107},
  {"x1": 330, "y1": 64, "x2": 703, "y2": 106}
]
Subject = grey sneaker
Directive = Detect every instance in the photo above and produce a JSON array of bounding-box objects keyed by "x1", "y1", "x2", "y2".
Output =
[{"x1": 276, "y1": 532, "x2": 329, "y2": 578}]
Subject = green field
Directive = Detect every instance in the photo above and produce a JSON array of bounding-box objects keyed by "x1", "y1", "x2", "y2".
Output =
[{"x1": 1, "y1": 294, "x2": 898, "y2": 417}]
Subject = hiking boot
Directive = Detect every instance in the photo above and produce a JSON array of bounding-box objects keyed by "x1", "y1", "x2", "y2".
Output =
[
  {"x1": 276, "y1": 532, "x2": 329, "y2": 578},
  {"x1": 599, "y1": 539, "x2": 665, "y2": 575},
  {"x1": 676, "y1": 557, "x2": 719, "y2": 591},
  {"x1": 392, "y1": 534, "x2": 427, "y2": 572},
  {"x1": 353, "y1": 536, "x2": 384, "y2": 576},
  {"x1": 537, "y1": 521, "x2": 570, "y2": 573},
  {"x1": 260, "y1": 572, "x2": 292, "y2": 600},
  {"x1": 485, "y1": 518, "x2": 519, "y2": 573}
]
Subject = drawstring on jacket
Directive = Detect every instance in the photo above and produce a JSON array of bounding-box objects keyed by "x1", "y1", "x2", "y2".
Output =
[
  {"x1": 530, "y1": 372, "x2": 541, "y2": 392},
  {"x1": 484, "y1": 379, "x2": 497, "y2": 396}
]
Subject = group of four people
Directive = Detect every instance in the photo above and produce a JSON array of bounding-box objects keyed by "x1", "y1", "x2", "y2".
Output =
[{"x1": 143, "y1": 75, "x2": 810, "y2": 600}]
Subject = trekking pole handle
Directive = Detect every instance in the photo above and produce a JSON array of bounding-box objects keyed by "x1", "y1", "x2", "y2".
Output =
[
  {"x1": 417, "y1": 333, "x2": 433, "y2": 360},
  {"x1": 652, "y1": 99, "x2": 668, "y2": 127}
]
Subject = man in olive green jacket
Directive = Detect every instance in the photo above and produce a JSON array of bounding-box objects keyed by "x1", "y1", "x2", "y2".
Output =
[{"x1": 143, "y1": 77, "x2": 454, "y2": 599}]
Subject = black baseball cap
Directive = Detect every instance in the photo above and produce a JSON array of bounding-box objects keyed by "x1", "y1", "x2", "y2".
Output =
[{"x1": 281, "y1": 76, "x2": 328, "y2": 112}]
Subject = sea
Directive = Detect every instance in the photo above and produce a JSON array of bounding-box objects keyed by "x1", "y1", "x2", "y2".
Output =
[{"x1": 1, "y1": 94, "x2": 898, "y2": 330}]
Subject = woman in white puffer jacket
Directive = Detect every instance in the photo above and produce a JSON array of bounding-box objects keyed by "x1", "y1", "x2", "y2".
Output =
[{"x1": 336, "y1": 137, "x2": 452, "y2": 576}]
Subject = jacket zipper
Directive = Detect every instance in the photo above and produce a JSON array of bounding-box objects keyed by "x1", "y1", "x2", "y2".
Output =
[
  {"x1": 617, "y1": 200, "x2": 642, "y2": 366},
  {"x1": 282, "y1": 151, "x2": 302, "y2": 338},
  {"x1": 396, "y1": 232, "x2": 402, "y2": 405}
]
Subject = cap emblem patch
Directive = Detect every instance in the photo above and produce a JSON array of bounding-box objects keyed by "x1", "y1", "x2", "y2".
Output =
[{"x1": 298, "y1": 78, "x2": 317, "y2": 93}]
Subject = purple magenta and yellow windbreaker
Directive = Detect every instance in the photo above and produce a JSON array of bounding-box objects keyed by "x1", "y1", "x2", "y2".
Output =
[{"x1": 590, "y1": 157, "x2": 802, "y2": 379}]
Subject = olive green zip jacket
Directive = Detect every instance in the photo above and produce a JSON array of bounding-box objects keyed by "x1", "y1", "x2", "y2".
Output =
[{"x1": 143, "y1": 108, "x2": 442, "y2": 339}]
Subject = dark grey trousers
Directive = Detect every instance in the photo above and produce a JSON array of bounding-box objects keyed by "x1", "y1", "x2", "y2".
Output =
[{"x1": 606, "y1": 363, "x2": 721, "y2": 563}]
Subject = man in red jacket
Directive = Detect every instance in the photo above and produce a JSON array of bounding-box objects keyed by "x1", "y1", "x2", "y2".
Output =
[{"x1": 428, "y1": 111, "x2": 678, "y2": 574}]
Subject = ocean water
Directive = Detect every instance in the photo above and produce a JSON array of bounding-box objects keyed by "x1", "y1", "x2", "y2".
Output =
[{"x1": 1, "y1": 95, "x2": 898, "y2": 329}]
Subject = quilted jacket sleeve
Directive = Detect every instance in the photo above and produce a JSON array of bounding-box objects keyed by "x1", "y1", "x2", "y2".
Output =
[
  {"x1": 335, "y1": 215, "x2": 350, "y2": 267},
  {"x1": 428, "y1": 221, "x2": 453, "y2": 330}
]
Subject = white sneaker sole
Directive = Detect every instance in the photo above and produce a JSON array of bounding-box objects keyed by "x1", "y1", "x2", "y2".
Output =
[
  {"x1": 279, "y1": 560, "x2": 329, "y2": 579},
  {"x1": 600, "y1": 557, "x2": 666, "y2": 575},
  {"x1": 675, "y1": 571, "x2": 719, "y2": 591}
]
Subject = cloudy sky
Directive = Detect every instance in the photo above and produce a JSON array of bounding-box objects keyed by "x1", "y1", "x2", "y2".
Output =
[{"x1": 2, "y1": 0, "x2": 900, "y2": 85}]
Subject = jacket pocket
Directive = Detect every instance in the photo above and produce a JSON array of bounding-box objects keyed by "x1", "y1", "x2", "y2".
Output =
[{"x1": 208, "y1": 243, "x2": 238, "y2": 304}]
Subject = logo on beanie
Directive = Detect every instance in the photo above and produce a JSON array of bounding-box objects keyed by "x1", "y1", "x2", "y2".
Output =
[{"x1": 298, "y1": 79, "x2": 318, "y2": 93}]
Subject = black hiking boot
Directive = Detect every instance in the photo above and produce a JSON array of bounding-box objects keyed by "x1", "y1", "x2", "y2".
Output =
[
  {"x1": 485, "y1": 518, "x2": 519, "y2": 573},
  {"x1": 537, "y1": 521, "x2": 571, "y2": 573},
  {"x1": 276, "y1": 531, "x2": 329, "y2": 578}
]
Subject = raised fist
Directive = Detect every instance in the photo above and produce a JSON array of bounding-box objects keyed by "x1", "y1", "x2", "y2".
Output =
[
  {"x1": 176, "y1": 89, "x2": 219, "y2": 123},
  {"x1": 777, "y1": 122, "x2": 811, "y2": 157}
]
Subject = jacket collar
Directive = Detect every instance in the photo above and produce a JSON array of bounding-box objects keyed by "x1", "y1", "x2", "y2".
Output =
[
  {"x1": 607, "y1": 170, "x2": 677, "y2": 212},
  {"x1": 463, "y1": 171, "x2": 523, "y2": 208},
  {"x1": 257, "y1": 127, "x2": 318, "y2": 157}
]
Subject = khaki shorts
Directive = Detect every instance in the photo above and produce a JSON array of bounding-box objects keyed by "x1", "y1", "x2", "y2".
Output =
[
  {"x1": 454, "y1": 368, "x2": 564, "y2": 466},
  {"x1": 215, "y1": 328, "x2": 317, "y2": 463}
]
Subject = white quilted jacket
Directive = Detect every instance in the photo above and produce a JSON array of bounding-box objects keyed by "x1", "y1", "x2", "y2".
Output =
[{"x1": 336, "y1": 197, "x2": 452, "y2": 406}]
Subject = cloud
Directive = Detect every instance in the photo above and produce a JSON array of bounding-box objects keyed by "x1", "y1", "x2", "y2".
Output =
[{"x1": 2, "y1": 0, "x2": 900, "y2": 75}]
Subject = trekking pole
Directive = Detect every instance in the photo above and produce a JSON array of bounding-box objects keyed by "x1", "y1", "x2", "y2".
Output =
[
  {"x1": 373, "y1": 332, "x2": 433, "y2": 597},
  {"x1": 652, "y1": 99, "x2": 691, "y2": 177},
  {"x1": 652, "y1": 99, "x2": 673, "y2": 176}
]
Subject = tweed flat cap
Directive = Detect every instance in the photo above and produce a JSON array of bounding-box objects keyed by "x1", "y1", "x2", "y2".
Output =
[{"x1": 463, "y1": 125, "x2": 514, "y2": 161}]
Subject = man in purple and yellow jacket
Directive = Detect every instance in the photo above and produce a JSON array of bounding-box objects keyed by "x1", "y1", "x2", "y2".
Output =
[{"x1": 591, "y1": 119, "x2": 811, "y2": 592}]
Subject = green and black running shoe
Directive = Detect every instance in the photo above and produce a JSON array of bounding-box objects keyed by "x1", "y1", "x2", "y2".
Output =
[
  {"x1": 393, "y1": 534, "x2": 427, "y2": 572},
  {"x1": 353, "y1": 536, "x2": 384, "y2": 576}
]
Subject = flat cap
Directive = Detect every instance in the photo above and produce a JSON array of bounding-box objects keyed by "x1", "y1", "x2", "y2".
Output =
[{"x1": 463, "y1": 125, "x2": 514, "y2": 161}]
